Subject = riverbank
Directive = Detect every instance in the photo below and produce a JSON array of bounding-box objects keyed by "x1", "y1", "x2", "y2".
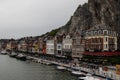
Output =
[{"x1": 27, "y1": 56, "x2": 117, "y2": 80}]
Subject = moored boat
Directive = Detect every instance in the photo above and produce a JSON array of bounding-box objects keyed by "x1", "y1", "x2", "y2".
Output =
[
  {"x1": 78, "y1": 73, "x2": 100, "y2": 80},
  {"x1": 16, "y1": 53, "x2": 26, "y2": 61},
  {"x1": 9, "y1": 52, "x2": 17, "y2": 57},
  {"x1": 26, "y1": 56, "x2": 34, "y2": 60},
  {"x1": 78, "y1": 76, "x2": 100, "y2": 80},
  {"x1": 57, "y1": 66, "x2": 66, "y2": 70},
  {"x1": 45, "y1": 62, "x2": 51, "y2": 65},
  {"x1": 0, "y1": 50, "x2": 7, "y2": 55},
  {"x1": 71, "y1": 70, "x2": 85, "y2": 77}
]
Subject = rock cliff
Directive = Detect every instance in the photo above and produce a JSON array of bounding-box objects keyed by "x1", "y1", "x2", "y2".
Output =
[{"x1": 58, "y1": 0, "x2": 120, "y2": 34}]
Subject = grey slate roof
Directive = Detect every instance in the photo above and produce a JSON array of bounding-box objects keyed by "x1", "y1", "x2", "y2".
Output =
[{"x1": 87, "y1": 24, "x2": 113, "y2": 31}]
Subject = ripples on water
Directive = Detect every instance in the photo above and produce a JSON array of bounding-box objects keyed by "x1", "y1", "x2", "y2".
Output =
[{"x1": 0, "y1": 55, "x2": 78, "y2": 80}]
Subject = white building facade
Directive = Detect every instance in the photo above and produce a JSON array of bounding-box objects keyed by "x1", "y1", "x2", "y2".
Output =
[
  {"x1": 62, "y1": 35, "x2": 72, "y2": 58},
  {"x1": 46, "y1": 39, "x2": 55, "y2": 55}
]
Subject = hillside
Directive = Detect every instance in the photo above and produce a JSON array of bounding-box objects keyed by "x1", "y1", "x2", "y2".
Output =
[{"x1": 58, "y1": 0, "x2": 120, "y2": 34}]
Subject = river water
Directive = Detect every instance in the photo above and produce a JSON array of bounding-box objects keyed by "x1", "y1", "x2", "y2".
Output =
[{"x1": 0, "y1": 55, "x2": 78, "y2": 80}]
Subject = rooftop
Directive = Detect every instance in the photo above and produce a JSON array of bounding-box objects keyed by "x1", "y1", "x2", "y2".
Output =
[{"x1": 87, "y1": 24, "x2": 113, "y2": 31}]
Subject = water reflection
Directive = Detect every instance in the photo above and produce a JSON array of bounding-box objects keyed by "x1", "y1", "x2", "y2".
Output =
[{"x1": 0, "y1": 55, "x2": 78, "y2": 80}]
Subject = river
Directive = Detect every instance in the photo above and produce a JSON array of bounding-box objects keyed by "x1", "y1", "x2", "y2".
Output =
[{"x1": 0, "y1": 55, "x2": 78, "y2": 80}]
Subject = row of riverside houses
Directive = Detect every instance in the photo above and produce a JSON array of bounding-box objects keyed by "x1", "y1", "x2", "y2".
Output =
[
  {"x1": 0, "y1": 31, "x2": 85, "y2": 61},
  {"x1": 0, "y1": 37, "x2": 47, "y2": 55},
  {"x1": 0, "y1": 24, "x2": 120, "y2": 61}
]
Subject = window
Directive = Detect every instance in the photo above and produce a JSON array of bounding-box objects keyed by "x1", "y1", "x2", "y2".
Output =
[
  {"x1": 58, "y1": 45, "x2": 61, "y2": 49},
  {"x1": 73, "y1": 53, "x2": 75, "y2": 55},
  {"x1": 88, "y1": 31, "x2": 90, "y2": 36},
  {"x1": 70, "y1": 45, "x2": 72, "y2": 49},
  {"x1": 65, "y1": 45, "x2": 66, "y2": 48},
  {"x1": 106, "y1": 44, "x2": 107, "y2": 48},
  {"x1": 86, "y1": 32, "x2": 88, "y2": 36},
  {"x1": 104, "y1": 31, "x2": 107, "y2": 35},
  {"x1": 106, "y1": 37, "x2": 108, "y2": 42},
  {"x1": 66, "y1": 45, "x2": 68, "y2": 48},
  {"x1": 91, "y1": 31, "x2": 93, "y2": 36},
  {"x1": 94, "y1": 31, "x2": 97, "y2": 35},
  {"x1": 114, "y1": 32, "x2": 116, "y2": 36},
  {"x1": 98, "y1": 30, "x2": 102, "y2": 35}
]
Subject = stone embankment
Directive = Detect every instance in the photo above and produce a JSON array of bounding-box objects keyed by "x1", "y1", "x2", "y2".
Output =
[{"x1": 28, "y1": 56, "x2": 119, "y2": 80}]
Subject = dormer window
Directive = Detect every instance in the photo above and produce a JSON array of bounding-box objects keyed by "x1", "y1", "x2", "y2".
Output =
[
  {"x1": 94, "y1": 31, "x2": 97, "y2": 36},
  {"x1": 88, "y1": 31, "x2": 90, "y2": 36},
  {"x1": 98, "y1": 30, "x2": 102, "y2": 35},
  {"x1": 110, "y1": 31, "x2": 113, "y2": 35},
  {"x1": 66, "y1": 35, "x2": 70, "y2": 39},
  {"x1": 86, "y1": 32, "x2": 88, "y2": 36},
  {"x1": 91, "y1": 31, "x2": 93, "y2": 36},
  {"x1": 108, "y1": 31, "x2": 110, "y2": 36},
  {"x1": 104, "y1": 30, "x2": 108, "y2": 36}
]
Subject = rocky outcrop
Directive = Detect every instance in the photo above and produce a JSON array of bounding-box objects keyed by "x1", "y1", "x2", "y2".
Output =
[{"x1": 58, "y1": 0, "x2": 120, "y2": 34}]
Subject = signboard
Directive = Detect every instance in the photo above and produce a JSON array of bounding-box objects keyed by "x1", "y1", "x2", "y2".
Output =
[{"x1": 116, "y1": 65, "x2": 120, "y2": 75}]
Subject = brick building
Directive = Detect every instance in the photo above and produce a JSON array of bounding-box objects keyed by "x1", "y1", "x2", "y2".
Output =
[
  {"x1": 85, "y1": 24, "x2": 118, "y2": 52},
  {"x1": 72, "y1": 31, "x2": 85, "y2": 60}
]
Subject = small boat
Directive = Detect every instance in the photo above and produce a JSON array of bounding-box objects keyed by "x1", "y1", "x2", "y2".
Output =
[
  {"x1": 78, "y1": 76, "x2": 94, "y2": 80},
  {"x1": 57, "y1": 66, "x2": 66, "y2": 70},
  {"x1": 26, "y1": 56, "x2": 34, "y2": 60},
  {"x1": 78, "y1": 76, "x2": 86, "y2": 80},
  {"x1": 86, "y1": 73, "x2": 92, "y2": 76},
  {"x1": 9, "y1": 52, "x2": 17, "y2": 58},
  {"x1": 42, "y1": 60, "x2": 52, "y2": 65},
  {"x1": 106, "y1": 78, "x2": 113, "y2": 80},
  {"x1": 78, "y1": 73, "x2": 91, "y2": 79},
  {"x1": 71, "y1": 70, "x2": 85, "y2": 77},
  {"x1": 0, "y1": 50, "x2": 7, "y2": 55},
  {"x1": 45, "y1": 62, "x2": 51, "y2": 65},
  {"x1": 78, "y1": 74, "x2": 99, "y2": 80},
  {"x1": 66, "y1": 68, "x2": 72, "y2": 72},
  {"x1": 16, "y1": 53, "x2": 26, "y2": 61}
]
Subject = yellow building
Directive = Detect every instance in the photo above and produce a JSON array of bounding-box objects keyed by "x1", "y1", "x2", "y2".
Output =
[{"x1": 32, "y1": 40, "x2": 39, "y2": 53}]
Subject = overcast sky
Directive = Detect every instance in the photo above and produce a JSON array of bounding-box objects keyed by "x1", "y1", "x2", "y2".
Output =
[{"x1": 0, "y1": 0, "x2": 88, "y2": 39}]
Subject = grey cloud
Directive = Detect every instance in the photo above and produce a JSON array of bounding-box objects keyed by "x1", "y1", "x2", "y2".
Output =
[{"x1": 0, "y1": 0, "x2": 88, "y2": 39}]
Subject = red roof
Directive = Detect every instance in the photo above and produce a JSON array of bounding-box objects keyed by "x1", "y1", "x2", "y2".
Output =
[{"x1": 83, "y1": 52, "x2": 120, "y2": 56}]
